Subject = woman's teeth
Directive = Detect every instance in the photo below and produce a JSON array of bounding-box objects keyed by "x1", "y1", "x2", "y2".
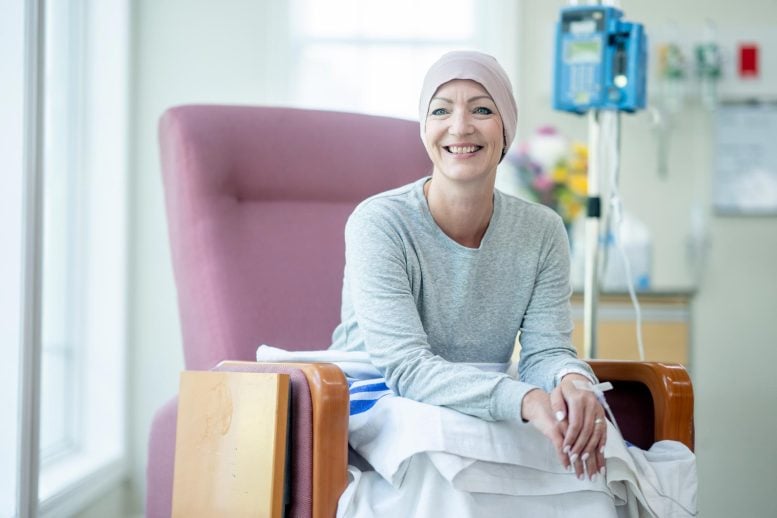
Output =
[{"x1": 447, "y1": 145, "x2": 479, "y2": 154}]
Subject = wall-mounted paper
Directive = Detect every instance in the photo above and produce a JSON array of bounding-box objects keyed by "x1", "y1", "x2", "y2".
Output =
[{"x1": 714, "y1": 101, "x2": 777, "y2": 215}]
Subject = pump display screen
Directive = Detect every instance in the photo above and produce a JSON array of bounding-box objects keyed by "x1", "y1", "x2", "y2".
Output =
[
  {"x1": 564, "y1": 38, "x2": 602, "y2": 64},
  {"x1": 569, "y1": 19, "x2": 597, "y2": 35}
]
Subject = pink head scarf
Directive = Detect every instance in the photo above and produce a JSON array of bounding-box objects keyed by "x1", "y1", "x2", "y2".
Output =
[{"x1": 418, "y1": 50, "x2": 518, "y2": 158}]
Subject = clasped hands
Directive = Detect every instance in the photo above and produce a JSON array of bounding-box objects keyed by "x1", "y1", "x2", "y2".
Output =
[{"x1": 520, "y1": 373, "x2": 607, "y2": 481}]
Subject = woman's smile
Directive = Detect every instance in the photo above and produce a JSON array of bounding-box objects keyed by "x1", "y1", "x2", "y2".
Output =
[{"x1": 444, "y1": 144, "x2": 483, "y2": 155}]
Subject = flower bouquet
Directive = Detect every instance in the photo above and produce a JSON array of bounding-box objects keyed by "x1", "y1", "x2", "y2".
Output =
[{"x1": 506, "y1": 126, "x2": 588, "y2": 229}]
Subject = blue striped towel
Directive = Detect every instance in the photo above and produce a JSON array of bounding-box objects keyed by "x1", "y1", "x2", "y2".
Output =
[{"x1": 347, "y1": 377, "x2": 393, "y2": 416}]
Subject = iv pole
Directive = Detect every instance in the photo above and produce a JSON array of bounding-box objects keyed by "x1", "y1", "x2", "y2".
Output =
[
  {"x1": 558, "y1": 0, "x2": 640, "y2": 359},
  {"x1": 581, "y1": 0, "x2": 621, "y2": 359},
  {"x1": 583, "y1": 110, "x2": 601, "y2": 359},
  {"x1": 583, "y1": 110, "x2": 621, "y2": 359}
]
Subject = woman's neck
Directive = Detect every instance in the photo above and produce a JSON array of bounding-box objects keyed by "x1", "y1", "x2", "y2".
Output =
[{"x1": 424, "y1": 176, "x2": 495, "y2": 249}]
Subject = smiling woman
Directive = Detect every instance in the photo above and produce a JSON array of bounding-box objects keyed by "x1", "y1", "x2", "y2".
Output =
[{"x1": 329, "y1": 54, "x2": 609, "y2": 512}]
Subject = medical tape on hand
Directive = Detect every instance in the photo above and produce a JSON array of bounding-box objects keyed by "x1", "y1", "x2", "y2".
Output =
[{"x1": 572, "y1": 379, "x2": 623, "y2": 438}]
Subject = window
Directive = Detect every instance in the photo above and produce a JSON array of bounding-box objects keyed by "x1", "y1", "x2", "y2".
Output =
[
  {"x1": 289, "y1": 0, "x2": 519, "y2": 120},
  {"x1": 4, "y1": 0, "x2": 131, "y2": 515},
  {"x1": 40, "y1": 0, "x2": 83, "y2": 465},
  {"x1": 37, "y1": 0, "x2": 130, "y2": 513}
]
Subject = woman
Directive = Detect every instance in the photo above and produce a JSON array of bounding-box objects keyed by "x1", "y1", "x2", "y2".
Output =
[{"x1": 330, "y1": 50, "x2": 607, "y2": 482}]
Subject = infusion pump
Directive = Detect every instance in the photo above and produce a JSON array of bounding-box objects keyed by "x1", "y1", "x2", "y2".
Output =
[{"x1": 553, "y1": 5, "x2": 647, "y2": 114}]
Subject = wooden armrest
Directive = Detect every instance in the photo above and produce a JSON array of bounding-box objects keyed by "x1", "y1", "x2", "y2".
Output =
[
  {"x1": 588, "y1": 360, "x2": 694, "y2": 451},
  {"x1": 219, "y1": 361, "x2": 349, "y2": 518}
]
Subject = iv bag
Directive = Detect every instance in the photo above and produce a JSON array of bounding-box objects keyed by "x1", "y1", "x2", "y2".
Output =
[
  {"x1": 604, "y1": 211, "x2": 652, "y2": 292},
  {"x1": 570, "y1": 211, "x2": 652, "y2": 292}
]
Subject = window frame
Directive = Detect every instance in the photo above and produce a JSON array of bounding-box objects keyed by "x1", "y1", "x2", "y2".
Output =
[{"x1": 2, "y1": 0, "x2": 33, "y2": 515}]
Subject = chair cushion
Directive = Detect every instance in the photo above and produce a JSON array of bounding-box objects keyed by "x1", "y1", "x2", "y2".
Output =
[{"x1": 606, "y1": 380, "x2": 655, "y2": 450}]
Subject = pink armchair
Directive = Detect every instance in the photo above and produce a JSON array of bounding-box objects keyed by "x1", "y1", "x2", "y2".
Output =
[
  {"x1": 146, "y1": 105, "x2": 432, "y2": 517},
  {"x1": 146, "y1": 105, "x2": 693, "y2": 518}
]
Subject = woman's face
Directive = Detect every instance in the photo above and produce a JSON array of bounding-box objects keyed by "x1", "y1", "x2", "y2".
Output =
[{"x1": 423, "y1": 79, "x2": 504, "y2": 185}]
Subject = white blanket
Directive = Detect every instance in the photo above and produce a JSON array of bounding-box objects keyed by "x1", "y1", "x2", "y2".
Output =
[{"x1": 256, "y1": 345, "x2": 697, "y2": 517}]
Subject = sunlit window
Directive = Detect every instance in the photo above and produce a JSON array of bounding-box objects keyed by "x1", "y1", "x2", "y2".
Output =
[
  {"x1": 290, "y1": 0, "x2": 481, "y2": 119},
  {"x1": 5, "y1": 0, "x2": 129, "y2": 518},
  {"x1": 41, "y1": 0, "x2": 82, "y2": 465}
]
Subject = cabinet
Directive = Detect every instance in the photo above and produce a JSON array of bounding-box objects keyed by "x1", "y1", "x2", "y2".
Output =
[{"x1": 570, "y1": 292, "x2": 692, "y2": 364}]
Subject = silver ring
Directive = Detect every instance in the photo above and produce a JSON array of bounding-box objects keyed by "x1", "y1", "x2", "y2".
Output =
[{"x1": 594, "y1": 417, "x2": 604, "y2": 425}]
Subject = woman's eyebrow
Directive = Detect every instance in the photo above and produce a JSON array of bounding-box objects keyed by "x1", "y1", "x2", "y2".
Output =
[{"x1": 431, "y1": 95, "x2": 495, "y2": 104}]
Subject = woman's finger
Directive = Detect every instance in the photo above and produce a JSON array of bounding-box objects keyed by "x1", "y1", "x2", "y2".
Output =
[
  {"x1": 565, "y1": 396, "x2": 599, "y2": 478},
  {"x1": 564, "y1": 401, "x2": 588, "y2": 478},
  {"x1": 569, "y1": 401, "x2": 596, "y2": 453},
  {"x1": 550, "y1": 385, "x2": 568, "y2": 424},
  {"x1": 522, "y1": 389, "x2": 568, "y2": 469},
  {"x1": 549, "y1": 387, "x2": 569, "y2": 467},
  {"x1": 562, "y1": 392, "x2": 584, "y2": 451},
  {"x1": 596, "y1": 418, "x2": 607, "y2": 478},
  {"x1": 546, "y1": 419, "x2": 567, "y2": 468},
  {"x1": 582, "y1": 415, "x2": 606, "y2": 479}
]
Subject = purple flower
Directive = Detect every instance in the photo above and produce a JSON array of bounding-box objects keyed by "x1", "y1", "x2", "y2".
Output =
[{"x1": 532, "y1": 175, "x2": 554, "y2": 192}]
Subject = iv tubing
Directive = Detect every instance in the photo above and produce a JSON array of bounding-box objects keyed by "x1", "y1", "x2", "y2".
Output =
[{"x1": 604, "y1": 112, "x2": 646, "y2": 361}]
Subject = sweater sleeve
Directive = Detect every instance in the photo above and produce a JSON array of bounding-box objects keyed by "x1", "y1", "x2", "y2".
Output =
[
  {"x1": 344, "y1": 206, "x2": 534, "y2": 422},
  {"x1": 516, "y1": 215, "x2": 596, "y2": 391}
]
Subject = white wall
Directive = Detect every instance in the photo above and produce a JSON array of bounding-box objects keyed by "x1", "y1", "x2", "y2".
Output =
[
  {"x1": 128, "y1": 0, "x2": 777, "y2": 516},
  {"x1": 127, "y1": 0, "x2": 289, "y2": 513}
]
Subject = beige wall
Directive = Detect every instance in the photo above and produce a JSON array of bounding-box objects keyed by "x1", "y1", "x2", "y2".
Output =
[{"x1": 127, "y1": 1, "x2": 777, "y2": 516}]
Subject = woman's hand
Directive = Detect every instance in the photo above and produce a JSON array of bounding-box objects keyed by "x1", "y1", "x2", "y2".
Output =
[
  {"x1": 550, "y1": 373, "x2": 607, "y2": 481},
  {"x1": 520, "y1": 389, "x2": 568, "y2": 468}
]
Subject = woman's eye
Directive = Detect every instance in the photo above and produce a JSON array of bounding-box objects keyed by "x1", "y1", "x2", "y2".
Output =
[
  {"x1": 474, "y1": 106, "x2": 493, "y2": 115},
  {"x1": 430, "y1": 108, "x2": 448, "y2": 116}
]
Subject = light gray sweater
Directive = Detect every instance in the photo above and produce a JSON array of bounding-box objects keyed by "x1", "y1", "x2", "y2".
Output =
[{"x1": 330, "y1": 177, "x2": 595, "y2": 422}]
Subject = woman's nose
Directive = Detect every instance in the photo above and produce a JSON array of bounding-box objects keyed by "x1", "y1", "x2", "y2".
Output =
[{"x1": 448, "y1": 111, "x2": 474, "y2": 136}]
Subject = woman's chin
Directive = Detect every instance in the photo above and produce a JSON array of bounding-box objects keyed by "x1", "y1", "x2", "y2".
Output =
[{"x1": 434, "y1": 165, "x2": 496, "y2": 184}]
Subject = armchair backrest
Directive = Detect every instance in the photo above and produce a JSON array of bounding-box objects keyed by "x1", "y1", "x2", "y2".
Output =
[{"x1": 160, "y1": 105, "x2": 432, "y2": 370}]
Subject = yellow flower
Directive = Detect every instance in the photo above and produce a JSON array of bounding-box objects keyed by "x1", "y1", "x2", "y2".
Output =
[
  {"x1": 568, "y1": 173, "x2": 588, "y2": 196},
  {"x1": 567, "y1": 202, "x2": 584, "y2": 220},
  {"x1": 569, "y1": 157, "x2": 587, "y2": 172},
  {"x1": 571, "y1": 142, "x2": 588, "y2": 158},
  {"x1": 551, "y1": 166, "x2": 568, "y2": 183}
]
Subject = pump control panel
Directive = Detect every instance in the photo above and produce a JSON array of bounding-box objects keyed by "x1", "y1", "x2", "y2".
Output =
[{"x1": 553, "y1": 6, "x2": 647, "y2": 114}]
